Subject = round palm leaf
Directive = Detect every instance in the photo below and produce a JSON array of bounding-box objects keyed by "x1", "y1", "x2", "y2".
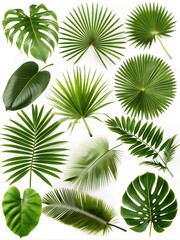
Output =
[
  {"x1": 115, "y1": 54, "x2": 176, "y2": 119},
  {"x1": 59, "y1": 3, "x2": 125, "y2": 68},
  {"x1": 121, "y1": 172, "x2": 177, "y2": 236},
  {"x1": 126, "y1": 3, "x2": 175, "y2": 58}
]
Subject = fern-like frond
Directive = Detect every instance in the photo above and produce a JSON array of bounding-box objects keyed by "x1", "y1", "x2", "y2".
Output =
[
  {"x1": 49, "y1": 67, "x2": 112, "y2": 137},
  {"x1": 106, "y1": 116, "x2": 175, "y2": 176},
  {"x1": 43, "y1": 188, "x2": 126, "y2": 234},
  {"x1": 2, "y1": 105, "x2": 68, "y2": 187},
  {"x1": 64, "y1": 136, "x2": 122, "y2": 191},
  {"x1": 59, "y1": 3, "x2": 125, "y2": 68}
]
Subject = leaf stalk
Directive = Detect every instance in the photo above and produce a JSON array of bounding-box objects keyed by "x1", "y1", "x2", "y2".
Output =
[{"x1": 156, "y1": 35, "x2": 172, "y2": 59}]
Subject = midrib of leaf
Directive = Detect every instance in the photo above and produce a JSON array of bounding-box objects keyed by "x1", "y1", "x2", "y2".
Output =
[
  {"x1": 47, "y1": 203, "x2": 108, "y2": 225},
  {"x1": 29, "y1": 15, "x2": 41, "y2": 48},
  {"x1": 77, "y1": 144, "x2": 120, "y2": 179},
  {"x1": 29, "y1": 125, "x2": 37, "y2": 188},
  {"x1": 146, "y1": 178, "x2": 153, "y2": 237}
]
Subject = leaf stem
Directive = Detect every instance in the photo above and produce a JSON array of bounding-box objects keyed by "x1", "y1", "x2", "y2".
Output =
[
  {"x1": 166, "y1": 167, "x2": 174, "y2": 177},
  {"x1": 108, "y1": 223, "x2": 126, "y2": 232},
  {"x1": 149, "y1": 221, "x2": 152, "y2": 237},
  {"x1": 156, "y1": 35, "x2": 172, "y2": 59},
  {"x1": 40, "y1": 63, "x2": 53, "y2": 71},
  {"x1": 82, "y1": 118, "x2": 93, "y2": 137}
]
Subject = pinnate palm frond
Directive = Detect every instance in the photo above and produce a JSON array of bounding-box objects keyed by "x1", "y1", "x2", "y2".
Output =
[
  {"x1": 49, "y1": 67, "x2": 112, "y2": 137},
  {"x1": 43, "y1": 188, "x2": 126, "y2": 235},
  {"x1": 2, "y1": 105, "x2": 68, "y2": 187},
  {"x1": 2, "y1": 4, "x2": 59, "y2": 62},
  {"x1": 126, "y1": 3, "x2": 175, "y2": 58},
  {"x1": 106, "y1": 116, "x2": 176, "y2": 176},
  {"x1": 64, "y1": 136, "x2": 122, "y2": 191},
  {"x1": 59, "y1": 3, "x2": 125, "y2": 68},
  {"x1": 115, "y1": 54, "x2": 176, "y2": 119}
]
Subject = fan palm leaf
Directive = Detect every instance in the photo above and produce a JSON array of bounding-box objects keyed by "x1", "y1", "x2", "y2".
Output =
[
  {"x1": 115, "y1": 54, "x2": 176, "y2": 119},
  {"x1": 59, "y1": 3, "x2": 125, "y2": 68},
  {"x1": 106, "y1": 116, "x2": 177, "y2": 176},
  {"x1": 64, "y1": 136, "x2": 122, "y2": 191},
  {"x1": 43, "y1": 188, "x2": 126, "y2": 234},
  {"x1": 121, "y1": 172, "x2": 177, "y2": 236},
  {"x1": 2, "y1": 4, "x2": 59, "y2": 62},
  {"x1": 126, "y1": 3, "x2": 175, "y2": 59},
  {"x1": 2, "y1": 105, "x2": 67, "y2": 187},
  {"x1": 49, "y1": 67, "x2": 112, "y2": 137}
]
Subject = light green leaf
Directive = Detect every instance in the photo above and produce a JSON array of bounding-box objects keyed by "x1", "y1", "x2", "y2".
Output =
[{"x1": 2, "y1": 186, "x2": 42, "y2": 238}]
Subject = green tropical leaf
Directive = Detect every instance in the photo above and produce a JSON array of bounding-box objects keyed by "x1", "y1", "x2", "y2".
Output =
[
  {"x1": 106, "y1": 116, "x2": 176, "y2": 176},
  {"x1": 126, "y1": 3, "x2": 175, "y2": 59},
  {"x1": 59, "y1": 3, "x2": 125, "y2": 68},
  {"x1": 115, "y1": 54, "x2": 176, "y2": 119},
  {"x1": 49, "y1": 67, "x2": 112, "y2": 137},
  {"x1": 121, "y1": 172, "x2": 177, "y2": 236},
  {"x1": 43, "y1": 188, "x2": 126, "y2": 234},
  {"x1": 2, "y1": 4, "x2": 59, "y2": 62},
  {"x1": 64, "y1": 136, "x2": 122, "y2": 191},
  {"x1": 3, "y1": 62, "x2": 52, "y2": 111},
  {"x1": 2, "y1": 186, "x2": 42, "y2": 238},
  {"x1": 2, "y1": 105, "x2": 67, "y2": 187},
  {"x1": 162, "y1": 135, "x2": 178, "y2": 164}
]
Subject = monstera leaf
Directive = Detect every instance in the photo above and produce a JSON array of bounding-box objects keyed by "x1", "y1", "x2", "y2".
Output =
[
  {"x1": 43, "y1": 188, "x2": 126, "y2": 234},
  {"x1": 2, "y1": 186, "x2": 42, "y2": 238},
  {"x1": 60, "y1": 3, "x2": 125, "y2": 68},
  {"x1": 121, "y1": 172, "x2": 177, "y2": 236},
  {"x1": 3, "y1": 62, "x2": 52, "y2": 111},
  {"x1": 126, "y1": 3, "x2": 175, "y2": 59},
  {"x1": 2, "y1": 4, "x2": 59, "y2": 62}
]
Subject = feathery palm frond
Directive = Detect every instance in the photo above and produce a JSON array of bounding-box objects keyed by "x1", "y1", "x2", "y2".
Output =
[
  {"x1": 2, "y1": 105, "x2": 68, "y2": 187},
  {"x1": 106, "y1": 116, "x2": 177, "y2": 176},
  {"x1": 49, "y1": 67, "x2": 112, "y2": 137},
  {"x1": 115, "y1": 54, "x2": 176, "y2": 119},
  {"x1": 126, "y1": 3, "x2": 175, "y2": 59},
  {"x1": 2, "y1": 4, "x2": 59, "y2": 62},
  {"x1": 64, "y1": 136, "x2": 122, "y2": 191},
  {"x1": 59, "y1": 3, "x2": 125, "y2": 68},
  {"x1": 43, "y1": 188, "x2": 126, "y2": 234}
]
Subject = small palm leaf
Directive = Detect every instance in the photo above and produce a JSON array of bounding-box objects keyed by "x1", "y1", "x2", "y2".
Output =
[
  {"x1": 43, "y1": 188, "x2": 126, "y2": 234},
  {"x1": 2, "y1": 105, "x2": 67, "y2": 187},
  {"x1": 2, "y1": 4, "x2": 59, "y2": 62},
  {"x1": 49, "y1": 67, "x2": 112, "y2": 137},
  {"x1": 115, "y1": 54, "x2": 176, "y2": 119},
  {"x1": 3, "y1": 62, "x2": 52, "y2": 111},
  {"x1": 59, "y1": 3, "x2": 125, "y2": 68},
  {"x1": 64, "y1": 136, "x2": 122, "y2": 191},
  {"x1": 2, "y1": 186, "x2": 42, "y2": 238},
  {"x1": 126, "y1": 3, "x2": 175, "y2": 59},
  {"x1": 121, "y1": 172, "x2": 177, "y2": 236},
  {"x1": 106, "y1": 116, "x2": 175, "y2": 176}
]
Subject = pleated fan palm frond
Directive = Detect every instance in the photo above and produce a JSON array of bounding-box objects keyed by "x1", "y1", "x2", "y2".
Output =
[
  {"x1": 59, "y1": 3, "x2": 125, "y2": 68},
  {"x1": 115, "y1": 54, "x2": 176, "y2": 119},
  {"x1": 64, "y1": 136, "x2": 122, "y2": 191},
  {"x1": 2, "y1": 105, "x2": 68, "y2": 187},
  {"x1": 43, "y1": 188, "x2": 126, "y2": 235},
  {"x1": 126, "y1": 3, "x2": 175, "y2": 59},
  {"x1": 49, "y1": 67, "x2": 112, "y2": 137}
]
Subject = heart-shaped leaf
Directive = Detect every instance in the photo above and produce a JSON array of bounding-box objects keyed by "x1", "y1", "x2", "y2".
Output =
[
  {"x1": 121, "y1": 172, "x2": 177, "y2": 236},
  {"x1": 3, "y1": 61, "x2": 51, "y2": 111},
  {"x1": 2, "y1": 186, "x2": 42, "y2": 238}
]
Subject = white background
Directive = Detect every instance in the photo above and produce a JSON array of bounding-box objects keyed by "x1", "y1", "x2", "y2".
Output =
[{"x1": 0, "y1": 0, "x2": 180, "y2": 240}]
